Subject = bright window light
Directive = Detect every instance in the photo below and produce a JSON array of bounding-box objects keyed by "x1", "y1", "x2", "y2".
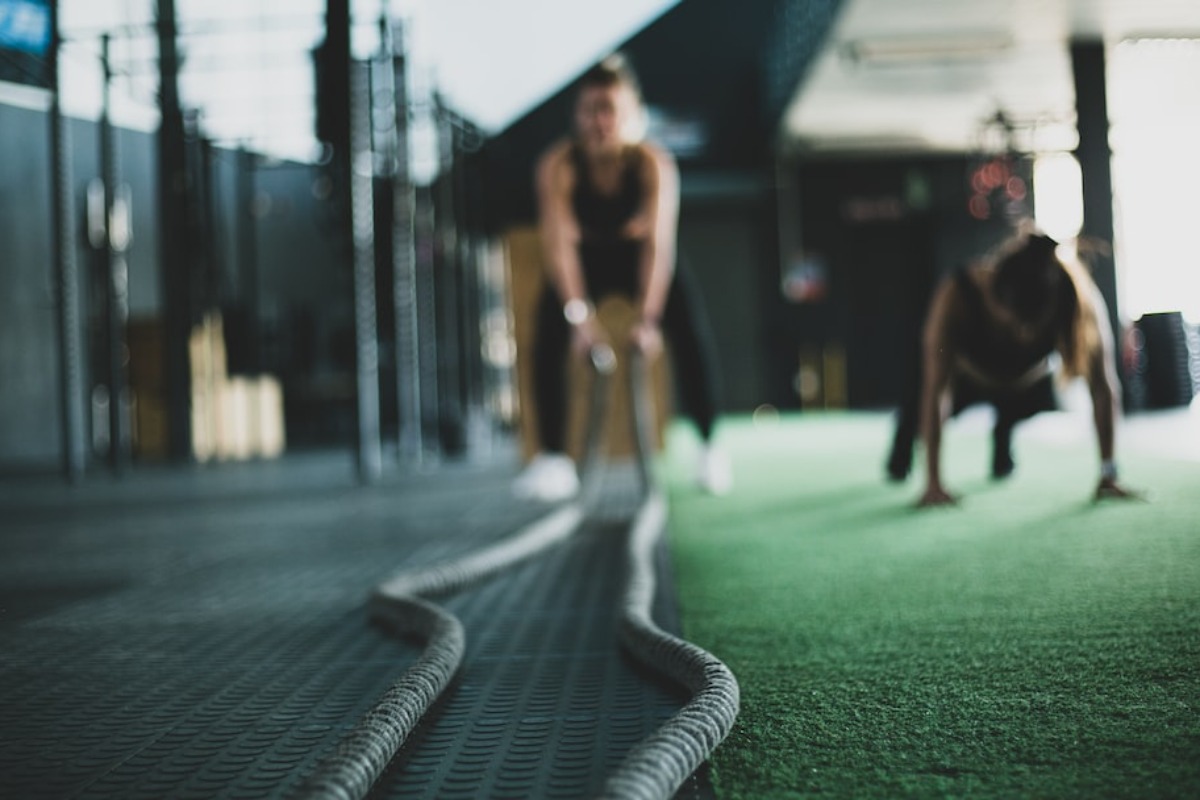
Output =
[
  {"x1": 1032, "y1": 152, "x2": 1083, "y2": 244},
  {"x1": 1111, "y1": 38, "x2": 1200, "y2": 324}
]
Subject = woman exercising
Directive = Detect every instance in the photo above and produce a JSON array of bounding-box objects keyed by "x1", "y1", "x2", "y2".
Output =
[
  {"x1": 513, "y1": 54, "x2": 730, "y2": 501},
  {"x1": 894, "y1": 230, "x2": 1138, "y2": 507}
]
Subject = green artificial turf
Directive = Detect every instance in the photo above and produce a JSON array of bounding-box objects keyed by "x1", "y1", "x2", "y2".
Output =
[{"x1": 662, "y1": 412, "x2": 1200, "y2": 799}]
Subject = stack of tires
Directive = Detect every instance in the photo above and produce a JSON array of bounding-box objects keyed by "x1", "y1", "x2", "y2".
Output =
[{"x1": 1126, "y1": 311, "x2": 1198, "y2": 410}]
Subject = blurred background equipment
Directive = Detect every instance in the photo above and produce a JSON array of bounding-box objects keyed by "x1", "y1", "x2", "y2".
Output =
[{"x1": 1, "y1": 0, "x2": 1197, "y2": 480}]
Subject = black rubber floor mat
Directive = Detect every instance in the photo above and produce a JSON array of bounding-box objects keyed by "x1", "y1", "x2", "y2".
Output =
[
  {"x1": 369, "y1": 522, "x2": 691, "y2": 799},
  {"x1": 0, "y1": 456, "x2": 712, "y2": 799}
]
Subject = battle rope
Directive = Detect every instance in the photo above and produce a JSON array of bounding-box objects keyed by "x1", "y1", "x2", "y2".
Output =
[
  {"x1": 295, "y1": 343, "x2": 740, "y2": 800},
  {"x1": 600, "y1": 350, "x2": 740, "y2": 800},
  {"x1": 293, "y1": 346, "x2": 615, "y2": 800}
]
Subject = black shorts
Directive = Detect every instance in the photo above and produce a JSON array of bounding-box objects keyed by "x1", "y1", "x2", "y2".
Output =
[{"x1": 951, "y1": 372, "x2": 1059, "y2": 420}]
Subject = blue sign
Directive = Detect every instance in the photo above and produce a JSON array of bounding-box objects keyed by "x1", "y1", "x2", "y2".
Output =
[{"x1": 0, "y1": 0, "x2": 51, "y2": 56}]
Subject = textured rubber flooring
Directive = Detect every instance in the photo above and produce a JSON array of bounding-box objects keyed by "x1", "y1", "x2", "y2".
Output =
[{"x1": 0, "y1": 453, "x2": 710, "y2": 799}]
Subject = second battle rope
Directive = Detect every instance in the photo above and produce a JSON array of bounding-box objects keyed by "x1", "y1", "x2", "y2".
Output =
[{"x1": 601, "y1": 349, "x2": 740, "y2": 799}]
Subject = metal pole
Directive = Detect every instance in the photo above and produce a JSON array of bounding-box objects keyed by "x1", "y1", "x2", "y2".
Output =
[
  {"x1": 198, "y1": 136, "x2": 220, "y2": 313},
  {"x1": 414, "y1": 182, "x2": 440, "y2": 460},
  {"x1": 433, "y1": 94, "x2": 462, "y2": 454},
  {"x1": 158, "y1": 0, "x2": 192, "y2": 460},
  {"x1": 236, "y1": 147, "x2": 260, "y2": 372},
  {"x1": 351, "y1": 59, "x2": 383, "y2": 481},
  {"x1": 49, "y1": 0, "x2": 86, "y2": 481},
  {"x1": 100, "y1": 35, "x2": 130, "y2": 473},
  {"x1": 451, "y1": 119, "x2": 483, "y2": 451},
  {"x1": 390, "y1": 21, "x2": 423, "y2": 465},
  {"x1": 1070, "y1": 41, "x2": 1121, "y2": 357}
]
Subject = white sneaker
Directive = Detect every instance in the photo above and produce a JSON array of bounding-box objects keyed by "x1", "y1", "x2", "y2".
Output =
[
  {"x1": 696, "y1": 446, "x2": 733, "y2": 495},
  {"x1": 513, "y1": 453, "x2": 580, "y2": 502}
]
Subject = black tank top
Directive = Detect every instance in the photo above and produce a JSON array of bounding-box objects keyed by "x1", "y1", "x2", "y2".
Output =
[
  {"x1": 953, "y1": 268, "x2": 1061, "y2": 383},
  {"x1": 570, "y1": 144, "x2": 644, "y2": 242}
]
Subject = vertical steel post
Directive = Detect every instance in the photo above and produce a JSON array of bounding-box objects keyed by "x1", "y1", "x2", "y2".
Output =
[
  {"x1": 390, "y1": 22, "x2": 424, "y2": 464},
  {"x1": 236, "y1": 146, "x2": 260, "y2": 373},
  {"x1": 451, "y1": 121, "x2": 486, "y2": 453},
  {"x1": 48, "y1": 0, "x2": 86, "y2": 481},
  {"x1": 433, "y1": 94, "x2": 463, "y2": 454},
  {"x1": 158, "y1": 0, "x2": 192, "y2": 460},
  {"x1": 351, "y1": 60, "x2": 383, "y2": 482},
  {"x1": 414, "y1": 183, "x2": 440, "y2": 460},
  {"x1": 100, "y1": 35, "x2": 130, "y2": 473},
  {"x1": 1070, "y1": 41, "x2": 1121, "y2": 355}
]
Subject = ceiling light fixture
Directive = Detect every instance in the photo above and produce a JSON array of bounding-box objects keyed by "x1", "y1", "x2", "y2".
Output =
[{"x1": 842, "y1": 32, "x2": 1014, "y2": 65}]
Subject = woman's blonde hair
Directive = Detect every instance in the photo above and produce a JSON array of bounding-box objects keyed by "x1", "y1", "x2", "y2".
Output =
[
  {"x1": 577, "y1": 53, "x2": 647, "y2": 142},
  {"x1": 1057, "y1": 247, "x2": 1103, "y2": 380},
  {"x1": 578, "y1": 53, "x2": 642, "y2": 100}
]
